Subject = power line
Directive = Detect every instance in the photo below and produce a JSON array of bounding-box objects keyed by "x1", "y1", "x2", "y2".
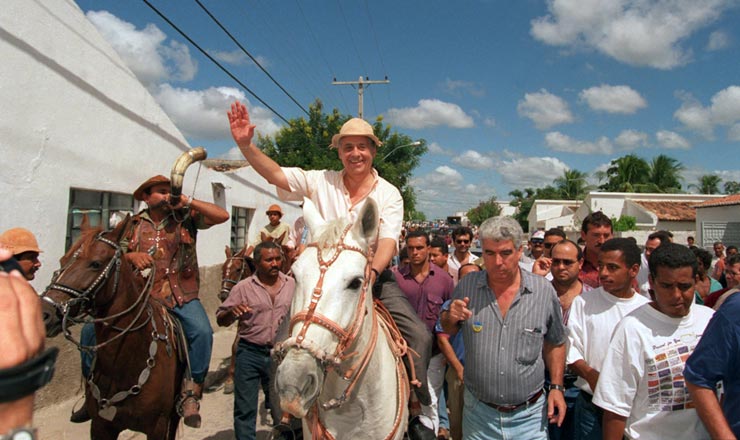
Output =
[
  {"x1": 193, "y1": 0, "x2": 309, "y2": 116},
  {"x1": 140, "y1": 0, "x2": 291, "y2": 124}
]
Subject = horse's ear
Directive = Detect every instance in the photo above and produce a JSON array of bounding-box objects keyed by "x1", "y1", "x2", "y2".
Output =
[
  {"x1": 302, "y1": 197, "x2": 324, "y2": 236},
  {"x1": 225, "y1": 245, "x2": 232, "y2": 258},
  {"x1": 111, "y1": 214, "x2": 132, "y2": 242},
  {"x1": 276, "y1": 231, "x2": 287, "y2": 244},
  {"x1": 80, "y1": 213, "x2": 91, "y2": 232},
  {"x1": 353, "y1": 198, "x2": 379, "y2": 244},
  {"x1": 261, "y1": 231, "x2": 270, "y2": 242}
]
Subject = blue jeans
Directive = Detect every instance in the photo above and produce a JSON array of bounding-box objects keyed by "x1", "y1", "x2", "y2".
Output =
[
  {"x1": 574, "y1": 391, "x2": 602, "y2": 440},
  {"x1": 234, "y1": 340, "x2": 278, "y2": 440},
  {"x1": 80, "y1": 299, "x2": 213, "y2": 383},
  {"x1": 462, "y1": 386, "x2": 547, "y2": 440}
]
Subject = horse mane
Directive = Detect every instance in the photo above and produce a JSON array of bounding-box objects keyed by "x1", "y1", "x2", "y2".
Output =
[
  {"x1": 314, "y1": 218, "x2": 354, "y2": 249},
  {"x1": 61, "y1": 227, "x2": 103, "y2": 262}
]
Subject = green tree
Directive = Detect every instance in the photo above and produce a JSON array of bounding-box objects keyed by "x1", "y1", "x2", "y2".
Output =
[
  {"x1": 508, "y1": 185, "x2": 560, "y2": 230},
  {"x1": 467, "y1": 196, "x2": 502, "y2": 226},
  {"x1": 597, "y1": 154, "x2": 651, "y2": 192},
  {"x1": 257, "y1": 99, "x2": 427, "y2": 216},
  {"x1": 647, "y1": 154, "x2": 684, "y2": 193},
  {"x1": 612, "y1": 215, "x2": 637, "y2": 232},
  {"x1": 725, "y1": 181, "x2": 740, "y2": 194},
  {"x1": 690, "y1": 174, "x2": 722, "y2": 194},
  {"x1": 554, "y1": 169, "x2": 592, "y2": 199}
]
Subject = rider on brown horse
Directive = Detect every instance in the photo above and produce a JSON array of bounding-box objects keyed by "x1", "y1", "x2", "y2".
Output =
[{"x1": 72, "y1": 175, "x2": 229, "y2": 428}]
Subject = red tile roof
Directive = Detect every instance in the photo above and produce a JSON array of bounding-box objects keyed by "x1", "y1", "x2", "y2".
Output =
[
  {"x1": 694, "y1": 194, "x2": 740, "y2": 208},
  {"x1": 633, "y1": 201, "x2": 696, "y2": 221}
]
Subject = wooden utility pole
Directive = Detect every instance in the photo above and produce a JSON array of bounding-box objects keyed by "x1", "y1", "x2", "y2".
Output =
[{"x1": 332, "y1": 76, "x2": 390, "y2": 119}]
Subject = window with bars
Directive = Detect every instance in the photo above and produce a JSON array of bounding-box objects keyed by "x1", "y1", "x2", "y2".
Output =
[
  {"x1": 230, "y1": 206, "x2": 254, "y2": 251},
  {"x1": 66, "y1": 188, "x2": 135, "y2": 250}
]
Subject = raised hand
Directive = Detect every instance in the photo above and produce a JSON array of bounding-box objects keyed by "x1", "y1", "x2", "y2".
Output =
[{"x1": 228, "y1": 101, "x2": 256, "y2": 148}]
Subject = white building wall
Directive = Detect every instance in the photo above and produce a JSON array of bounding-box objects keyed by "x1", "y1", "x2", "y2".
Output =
[{"x1": 0, "y1": 0, "x2": 298, "y2": 291}]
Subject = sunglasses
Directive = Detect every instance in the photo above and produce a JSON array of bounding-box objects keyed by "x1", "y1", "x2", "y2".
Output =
[
  {"x1": 455, "y1": 239, "x2": 470, "y2": 244},
  {"x1": 531, "y1": 239, "x2": 544, "y2": 245},
  {"x1": 552, "y1": 258, "x2": 577, "y2": 267},
  {"x1": 544, "y1": 242, "x2": 558, "y2": 249}
]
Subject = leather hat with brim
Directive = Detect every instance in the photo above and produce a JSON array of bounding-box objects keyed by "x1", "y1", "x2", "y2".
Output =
[
  {"x1": 0, "y1": 227, "x2": 42, "y2": 254},
  {"x1": 330, "y1": 118, "x2": 382, "y2": 149},
  {"x1": 133, "y1": 175, "x2": 170, "y2": 201}
]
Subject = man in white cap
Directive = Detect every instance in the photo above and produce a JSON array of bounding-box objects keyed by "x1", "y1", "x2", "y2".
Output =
[
  {"x1": 0, "y1": 228, "x2": 42, "y2": 280},
  {"x1": 227, "y1": 101, "x2": 432, "y2": 406}
]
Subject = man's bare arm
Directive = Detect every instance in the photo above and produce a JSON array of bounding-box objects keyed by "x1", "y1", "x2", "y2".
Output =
[
  {"x1": 602, "y1": 410, "x2": 628, "y2": 440},
  {"x1": 570, "y1": 359, "x2": 599, "y2": 392},
  {"x1": 687, "y1": 382, "x2": 736, "y2": 440}
]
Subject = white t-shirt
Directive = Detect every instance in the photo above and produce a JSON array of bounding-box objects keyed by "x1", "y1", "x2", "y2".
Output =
[
  {"x1": 637, "y1": 252, "x2": 651, "y2": 298},
  {"x1": 593, "y1": 303, "x2": 715, "y2": 440},
  {"x1": 277, "y1": 168, "x2": 403, "y2": 245},
  {"x1": 567, "y1": 286, "x2": 649, "y2": 394}
]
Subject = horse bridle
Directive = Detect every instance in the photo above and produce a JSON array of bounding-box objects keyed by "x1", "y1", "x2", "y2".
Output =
[
  {"x1": 220, "y1": 253, "x2": 249, "y2": 298},
  {"x1": 273, "y1": 223, "x2": 376, "y2": 409}
]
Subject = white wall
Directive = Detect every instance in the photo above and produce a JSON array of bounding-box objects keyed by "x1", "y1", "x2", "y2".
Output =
[{"x1": 0, "y1": 0, "x2": 298, "y2": 290}]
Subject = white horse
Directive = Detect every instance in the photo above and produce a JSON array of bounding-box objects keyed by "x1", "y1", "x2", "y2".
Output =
[{"x1": 274, "y1": 198, "x2": 409, "y2": 440}]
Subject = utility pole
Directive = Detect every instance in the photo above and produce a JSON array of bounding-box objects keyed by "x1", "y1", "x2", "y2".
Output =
[{"x1": 332, "y1": 76, "x2": 389, "y2": 119}]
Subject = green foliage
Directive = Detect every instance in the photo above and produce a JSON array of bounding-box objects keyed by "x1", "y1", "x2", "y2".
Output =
[
  {"x1": 508, "y1": 186, "x2": 560, "y2": 230},
  {"x1": 466, "y1": 196, "x2": 502, "y2": 226},
  {"x1": 690, "y1": 174, "x2": 722, "y2": 194},
  {"x1": 553, "y1": 169, "x2": 592, "y2": 200},
  {"x1": 612, "y1": 215, "x2": 637, "y2": 232},
  {"x1": 596, "y1": 154, "x2": 684, "y2": 193},
  {"x1": 725, "y1": 181, "x2": 740, "y2": 194},
  {"x1": 256, "y1": 99, "x2": 427, "y2": 216}
]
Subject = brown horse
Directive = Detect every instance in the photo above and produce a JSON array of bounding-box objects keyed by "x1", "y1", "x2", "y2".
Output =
[{"x1": 42, "y1": 216, "x2": 184, "y2": 440}]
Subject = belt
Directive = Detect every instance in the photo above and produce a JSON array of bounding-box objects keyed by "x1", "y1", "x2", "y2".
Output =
[
  {"x1": 242, "y1": 340, "x2": 273, "y2": 351},
  {"x1": 483, "y1": 389, "x2": 544, "y2": 413}
]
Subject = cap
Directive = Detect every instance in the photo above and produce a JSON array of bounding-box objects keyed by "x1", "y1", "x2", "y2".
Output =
[
  {"x1": 330, "y1": 118, "x2": 382, "y2": 149},
  {"x1": 133, "y1": 175, "x2": 170, "y2": 201},
  {"x1": 531, "y1": 230, "x2": 545, "y2": 241},
  {"x1": 0, "y1": 228, "x2": 42, "y2": 254},
  {"x1": 266, "y1": 204, "x2": 283, "y2": 216}
]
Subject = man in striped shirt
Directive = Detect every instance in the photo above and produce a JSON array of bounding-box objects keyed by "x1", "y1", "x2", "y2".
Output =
[{"x1": 441, "y1": 216, "x2": 567, "y2": 439}]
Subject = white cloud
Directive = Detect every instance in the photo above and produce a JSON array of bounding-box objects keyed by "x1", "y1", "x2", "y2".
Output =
[
  {"x1": 386, "y1": 99, "x2": 474, "y2": 129},
  {"x1": 730, "y1": 123, "x2": 740, "y2": 141},
  {"x1": 497, "y1": 156, "x2": 570, "y2": 188},
  {"x1": 530, "y1": 0, "x2": 734, "y2": 69},
  {"x1": 656, "y1": 130, "x2": 691, "y2": 149},
  {"x1": 579, "y1": 85, "x2": 647, "y2": 114},
  {"x1": 614, "y1": 129, "x2": 650, "y2": 150},
  {"x1": 675, "y1": 86, "x2": 740, "y2": 139},
  {"x1": 427, "y1": 142, "x2": 454, "y2": 156},
  {"x1": 212, "y1": 50, "x2": 270, "y2": 67},
  {"x1": 483, "y1": 117, "x2": 497, "y2": 127},
  {"x1": 452, "y1": 150, "x2": 495, "y2": 170},
  {"x1": 517, "y1": 89, "x2": 574, "y2": 130},
  {"x1": 707, "y1": 30, "x2": 730, "y2": 51},
  {"x1": 544, "y1": 131, "x2": 614, "y2": 154},
  {"x1": 86, "y1": 10, "x2": 197, "y2": 86},
  {"x1": 442, "y1": 78, "x2": 486, "y2": 98},
  {"x1": 154, "y1": 85, "x2": 281, "y2": 140},
  {"x1": 412, "y1": 166, "x2": 464, "y2": 190}
]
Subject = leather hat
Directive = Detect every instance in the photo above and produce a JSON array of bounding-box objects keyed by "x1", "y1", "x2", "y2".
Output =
[
  {"x1": 266, "y1": 204, "x2": 283, "y2": 217},
  {"x1": 0, "y1": 228, "x2": 42, "y2": 254},
  {"x1": 330, "y1": 118, "x2": 382, "y2": 149},
  {"x1": 133, "y1": 175, "x2": 170, "y2": 201}
]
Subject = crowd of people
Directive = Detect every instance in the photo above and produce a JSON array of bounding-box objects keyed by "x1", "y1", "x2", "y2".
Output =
[{"x1": 0, "y1": 100, "x2": 738, "y2": 440}]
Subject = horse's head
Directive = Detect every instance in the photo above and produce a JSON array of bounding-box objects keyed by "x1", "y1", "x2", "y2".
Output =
[
  {"x1": 42, "y1": 215, "x2": 131, "y2": 337},
  {"x1": 219, "y1": 245, "x2": 254, "y2": 302},
  {"x1": 275, "y1": 197, "x2": 379, "y2": 418}
]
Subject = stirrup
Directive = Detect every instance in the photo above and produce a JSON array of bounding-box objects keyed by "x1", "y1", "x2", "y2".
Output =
[{"x1": 178, "y1": 392, "x2": 202, "y2": 428}]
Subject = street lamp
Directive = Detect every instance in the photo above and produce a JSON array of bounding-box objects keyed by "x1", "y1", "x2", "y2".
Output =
[{"x1": 381, "y1": 141, "x2": 422, "y2": 161}]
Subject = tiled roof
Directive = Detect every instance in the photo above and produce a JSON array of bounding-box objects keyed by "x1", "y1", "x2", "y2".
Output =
[
  {"x1": 633, "y1": 201, "x2": 696, "y2": 221},
  {"x1": 694, "y1": 194, "x2": 740, "y2": 208}
]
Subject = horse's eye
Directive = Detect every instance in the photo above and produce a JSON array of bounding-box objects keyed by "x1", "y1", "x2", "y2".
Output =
[
  {"x1": 348, "y1": 277, "x2": 363, "y2": 290},
  {"x1": 89, "y1": 261, "x2": 103, "y2": 270}
]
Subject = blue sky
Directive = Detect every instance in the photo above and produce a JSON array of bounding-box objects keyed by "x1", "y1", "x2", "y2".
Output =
[{"x1": 76, "y1": 0, "x2": 740, "y2": 219}]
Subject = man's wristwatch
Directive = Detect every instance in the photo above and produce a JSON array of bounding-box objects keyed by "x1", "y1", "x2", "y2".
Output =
[
  {"x1": 548, "y1": 384, "x2": 565, "y2": 392},
  {"x1": 0, "y1": 428, "x2": 36, "y2": 440}
]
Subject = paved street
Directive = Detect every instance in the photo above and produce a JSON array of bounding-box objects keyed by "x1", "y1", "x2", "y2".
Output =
[{"x1": 33, "y1": 328, "x2": 278, "y2": 440}]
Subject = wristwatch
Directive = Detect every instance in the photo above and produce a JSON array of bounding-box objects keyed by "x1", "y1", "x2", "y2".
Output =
[
  {"x1": 0, "y1": 428, "x2": 36, "y2": 440},
  {"x1": 548, "y1": 384, "x2": 565, "y2": 392}
]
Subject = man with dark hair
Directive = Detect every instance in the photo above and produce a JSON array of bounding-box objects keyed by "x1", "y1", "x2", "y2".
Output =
[
  {"x1": 692, "y1": 247, "x2": 723, "y2": 303},
  {"x1": 637, "y1": 231, "x2": 673, "y2": 297},
  {"x1": 567, "y1": 238, "x2": 648, "y2": 439},
  {"x1": 727, "y1": 245, "x2": 738, "y2": 256},
  {"x1": 448, "y1": 226, "x2": 475, "y2": 285},
  {"x1": 711, "y1": 241, "x2": 726, "y2": 282},
  {"x1": 217, "y1": 241, "x2": 295, "y2": 440},
  {"x1": 594, "y1": 243, "x2": 714, "y2": 440},
  {"x1": 703, "y1": 253, "x2": 740, "y2": 309},
  {"x1": 532, "y1": 228, "x2": 567, "y2": 277},
  {"x1": 687, "y1": 236, "x2": 695, "y2": 247},
  {"x1": 579, "y1": 211, "x2": 613, "y2": 288},
  {"x1": 393, "y1": 230, "x2": 454, "y2": 435},
  {"x1": 429, "y1": 237, "x2": 451, "y2": 278}
]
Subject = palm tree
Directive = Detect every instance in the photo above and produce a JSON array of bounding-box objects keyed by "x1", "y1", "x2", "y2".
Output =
[
  {"x1": 599, "y1": 154, "x2": 651, "y2": 192},
  {"x1": 647, "y1": 154, "x2": 684, "y2": 193},
  {"x1": 689, "y1": 174, "x2": 722, "y2": 194},
  {"x1": 554, "y1": 169, "x2": 592, "y2": 199}
]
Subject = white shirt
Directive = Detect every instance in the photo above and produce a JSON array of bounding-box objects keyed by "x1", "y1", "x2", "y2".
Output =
[
  {"x1": 277, "y1": 168, "x2": 403, "y2": 246},
  {"x1": 637, "y1": 252, "x2": 651, "y2": 297},
  {"x1": 567, "y1": 286, "x2": 650, "y2": 394},
  {"x1": 448, "y1": 250, "x2": 476, "y2": 284},
  {"x1": 593, "y1": 303, "x2": 715, "y2": 440}
]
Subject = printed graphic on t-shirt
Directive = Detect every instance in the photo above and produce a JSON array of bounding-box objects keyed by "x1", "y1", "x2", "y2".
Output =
[{"x1": 645, "y1": 334, "x2": 699, "y2": 411}]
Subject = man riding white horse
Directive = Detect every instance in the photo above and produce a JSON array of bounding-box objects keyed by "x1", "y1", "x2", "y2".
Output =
[{"x1": 227, "y1": 102, "x2": 432, "y2": 412}]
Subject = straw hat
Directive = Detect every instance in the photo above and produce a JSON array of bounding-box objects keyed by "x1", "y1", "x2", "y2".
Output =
[
  {"x1": 133, "y1": 175, "x2": 170, "y2": 201},
  {"x1": 330, "y1": 118, "x2": 382, "y2": 149},
  {"x1": 0, "y1": 228, "x2": 42, "y2": 255}
]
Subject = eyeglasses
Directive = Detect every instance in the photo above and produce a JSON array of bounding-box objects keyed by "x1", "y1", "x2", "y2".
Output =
[
  {"x1": 552, "y1": 258, "x2": 577, "y2": 267},
  {"x1": 455, "y1": 239, "x2": 470, "y2": 244},
  {"x1": 531, "y1": 239, "x2": 544, "y2": 245},
  {"x1": 725, "y1": 270, "x2": 740, "y2": 277}
]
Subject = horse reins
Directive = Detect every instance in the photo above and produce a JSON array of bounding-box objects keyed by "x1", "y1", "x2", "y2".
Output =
[{"x1": 220, "y1": 254, "x2": 249, "y2": 298}]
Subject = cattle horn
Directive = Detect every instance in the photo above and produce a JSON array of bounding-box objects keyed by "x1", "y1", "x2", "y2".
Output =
[{"x1": 170, "y1": 147, "x2": 207, "y2": 205}]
